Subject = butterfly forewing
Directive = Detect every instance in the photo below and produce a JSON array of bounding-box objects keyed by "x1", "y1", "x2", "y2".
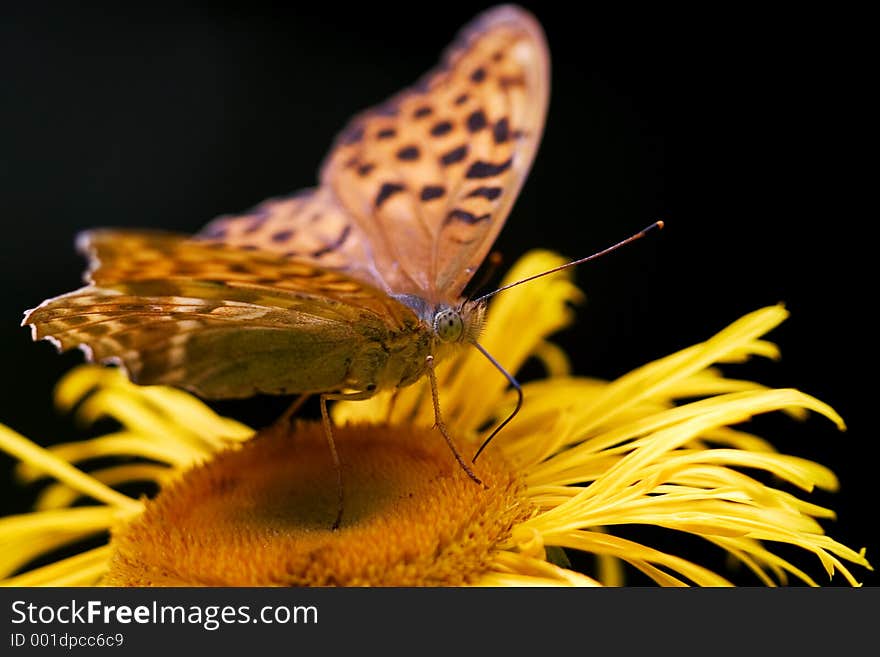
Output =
[
  {"x1": 192, "y1": 7, "x2": 549, "y2": 303},
  {"x1": 319, "y1": 7, "x2": 549, "y2": 302}
]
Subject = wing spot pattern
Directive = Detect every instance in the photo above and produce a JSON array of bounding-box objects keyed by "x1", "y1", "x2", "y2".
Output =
[
  {"x1": 420, "y1": 185, "x2": 446, "y2": 201},
  {"x1": 440, "y1": 145, "x2": 469, "y2": 166},
  {"x1": 493, "y1": 117, "x2": 510, "y2": 143},
  {"x1": 430, "y1": 121, "x2": 453, "y2": 137},
  {"x1": 396, "y1": 145, "x2": 420, "y2": 161},
  {"x1": 465, "y1": 157, "x2": 513, "y2": 179},
  {"x1": 446, "y1": 209, "x2": 491, "y2": 225},
  {"x1": 466, "y1": 109, "x2": 488, "y2": 132},
  {"x1": 375, "y1": 182, "x2": 405, "y2": 208},
  {"x1": 465, "y1": 186, "x2": 502, "y2": 200},
  {"x1": 271, "y1": 230, "x2": 294, "y2": 243},
  {"x1": 311, "y1": 225, "x2": 353, "y2": 258}
]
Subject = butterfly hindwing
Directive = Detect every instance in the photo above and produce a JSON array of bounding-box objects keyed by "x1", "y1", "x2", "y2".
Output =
[{"x1": 195, "y1": 186, "x2": 390, "y2": 293}]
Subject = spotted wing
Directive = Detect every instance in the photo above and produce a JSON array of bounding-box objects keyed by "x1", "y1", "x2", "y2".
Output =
[
  {"x1": 23, "y1": 230, "x2": 420, "y2": 399},
  {"x1": 319, "y1": 5, "x2": 550, "y2": 301},
  {"x1": 196, "y1": 186, "x2": 389, "y2": 293}
]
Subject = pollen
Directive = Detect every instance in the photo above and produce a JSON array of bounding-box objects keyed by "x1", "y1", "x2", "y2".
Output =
[{"x1": 102, "y1": 421, "x2": 529, "y2": 586}]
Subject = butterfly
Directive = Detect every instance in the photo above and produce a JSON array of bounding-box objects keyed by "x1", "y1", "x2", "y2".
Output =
[{"x1": 23, "y1": 6, "x2": 550, "y2": 524}]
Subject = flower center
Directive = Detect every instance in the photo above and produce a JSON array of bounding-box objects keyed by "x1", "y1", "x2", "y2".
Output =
[{"x1": 102, "y1": 421, "x2": 528, "y2": 586}]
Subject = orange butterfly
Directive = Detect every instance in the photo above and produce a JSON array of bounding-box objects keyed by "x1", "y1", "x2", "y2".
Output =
[{"x1": 23, "y1": 6, "x2": 550, "y2": 525}]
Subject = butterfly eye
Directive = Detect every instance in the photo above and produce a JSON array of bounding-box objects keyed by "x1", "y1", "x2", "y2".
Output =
[{"x1": 433, "y1": 308, "x2": 464, "y2": 342}]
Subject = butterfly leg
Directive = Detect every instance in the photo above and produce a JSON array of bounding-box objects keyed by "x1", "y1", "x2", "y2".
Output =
[
  {"x1": 425, "y1": 355, "x2": 485, "y2": 488},
  {"x1": 258, "y1": 395, "x2": 312, "y2": 445},
  {"x1": 385, "y1": 388, "x2": 400, "y2": 423},
  {"x1": 276, "y1": 394, "x2": 311, "y2": 425},
  {"x1": 319, "y1": 389, "x2": 377, "y2": 530}
]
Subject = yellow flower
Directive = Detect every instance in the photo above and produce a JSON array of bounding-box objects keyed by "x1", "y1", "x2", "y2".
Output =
[{"x1": 0, "y1": 252, "x2": 871, "y2": 586}]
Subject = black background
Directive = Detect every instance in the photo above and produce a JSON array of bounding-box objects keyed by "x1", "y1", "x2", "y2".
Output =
[{"x1": 1, "y1": 3, "x2": 874, "y2": 585}]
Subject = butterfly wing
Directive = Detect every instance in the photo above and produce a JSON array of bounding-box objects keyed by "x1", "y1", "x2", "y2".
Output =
[
  {"x1": 196, "y1": 186, "x2": 390, "y2": 293},
  {"x1": 193, "y1": 6, "x2": 549, "y2": 302},
  {"x1": 24, "y1": 230, "x2": 423, "y2": 398},
  {"x1": 319, "y1": 6, "x2": 550, "y2": 301}
]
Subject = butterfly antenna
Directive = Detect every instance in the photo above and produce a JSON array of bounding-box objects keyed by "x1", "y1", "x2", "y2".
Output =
[
  {"x1": 473, "y1": 220, "x2": 664, "y2": 304},
  {"x1": 471, "y1": 341, "x2": 523, "y2": 462}
]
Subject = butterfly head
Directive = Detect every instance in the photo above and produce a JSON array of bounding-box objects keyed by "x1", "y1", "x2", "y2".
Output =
[
  {"x1": 433, "y1": 307, "x2": 463, "y2": 342},
  {"x1": 393, "y1": 294, "x2": 486, "y2": 346},
  {"x1": 433, "y1": 299, "x2": 486, "y2": 345}
]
